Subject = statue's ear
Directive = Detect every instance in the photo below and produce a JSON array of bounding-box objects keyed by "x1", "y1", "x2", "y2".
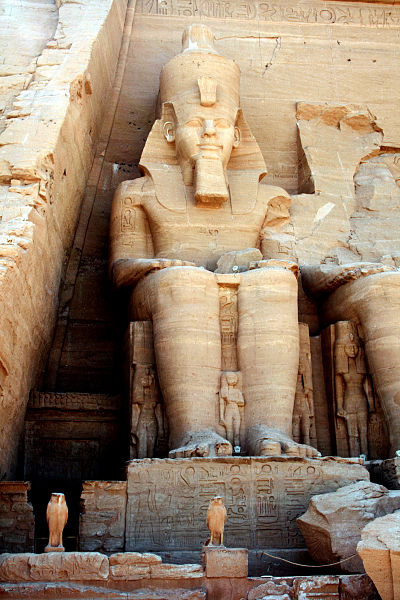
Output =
[
  {"x1": 233, "y1": 126, "x2": 240, "y2": 148},
  {"x1": 161, "y1": 102, "x2": 177, "y2": 143}
]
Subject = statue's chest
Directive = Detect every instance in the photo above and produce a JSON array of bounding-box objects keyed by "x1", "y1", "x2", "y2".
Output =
[{"x1": 145, "y1": 197, "x2": 266, "y2": 237}]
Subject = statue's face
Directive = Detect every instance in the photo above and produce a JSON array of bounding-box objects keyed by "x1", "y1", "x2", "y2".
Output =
[
  {"x1": 345, "y1": 343, "x2": 359, "y2": 358},
  {"x1": 165, "y1": 100, "x2": 240, "y2": 170}
]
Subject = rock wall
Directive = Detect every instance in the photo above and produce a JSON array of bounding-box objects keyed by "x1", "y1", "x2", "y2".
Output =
[
  {"x1": 0, "y1": 482, "x2": 34, "y2": 553},
  {"x1": 0, "y1": 0, "x2": 128, "y2": 479}
]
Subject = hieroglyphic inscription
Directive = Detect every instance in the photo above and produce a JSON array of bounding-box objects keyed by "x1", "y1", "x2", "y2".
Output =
[
  {"x1": 137, "y1": 0, "x2": 400, "y2": 28},
  {"x1": 218, "y1": 283, "x2": 239, "y2": 371},
  {"x1": 125, "y1": 457, "x2": 368, "y2": 552}
]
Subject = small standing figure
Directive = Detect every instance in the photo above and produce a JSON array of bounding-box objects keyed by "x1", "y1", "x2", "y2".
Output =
[
  {"x1": 131, "y1": 366, "x2": 163, "y2": 458},
  {"x1": 206, "y1": 496, "x2": 227, "y2": 546},
  {"x1": 335, "y1": 321, "x2": 375, "y2": 457},
  {"x1": 219, "y1": 371, "x2": 244, "y2": 450},
  {"x1": 45, "y1": 492, "x2": 68, "y2": 553},
  {"x1": 292, "y1": 323, "x2": 316, "y2": 447}
]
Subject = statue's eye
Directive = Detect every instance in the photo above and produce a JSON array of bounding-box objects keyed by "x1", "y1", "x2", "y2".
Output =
[
  {"x1": 186, "y1": 119, "x2": 203, "y2": 127},
  {"x1": 215, "y1": 119, "x2": 230, "y2": 128}
]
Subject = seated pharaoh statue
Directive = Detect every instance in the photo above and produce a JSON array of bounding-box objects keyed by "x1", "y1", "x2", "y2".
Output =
[{"x1": 110, "y1": 24, "x2": 318, "y2": 460}]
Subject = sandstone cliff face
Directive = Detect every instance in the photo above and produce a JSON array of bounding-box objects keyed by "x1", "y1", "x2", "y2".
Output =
[{"x1": 0, "y1": 0, "x2": 128, "y2": 478}]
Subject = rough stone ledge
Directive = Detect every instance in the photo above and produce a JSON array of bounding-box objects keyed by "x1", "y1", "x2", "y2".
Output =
[
  {"x1": 0, "y1": 582, "x2": 206, "y2": 599},
  {"x1": 0, "y1": 552, "x2": 203, "y2": 584}
]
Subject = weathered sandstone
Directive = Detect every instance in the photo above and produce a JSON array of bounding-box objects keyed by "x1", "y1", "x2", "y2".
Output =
[{"x1": 297, "y1": 481, "x2": 400, "y2": 572}]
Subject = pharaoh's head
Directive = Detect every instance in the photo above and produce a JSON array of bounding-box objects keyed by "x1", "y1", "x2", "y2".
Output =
[
  {"x1": 160, "y1": 24, "x2": 240, "y2": 205},
  {"x1": 139, "y1": 24, "x2": 266, "y2": 209}
]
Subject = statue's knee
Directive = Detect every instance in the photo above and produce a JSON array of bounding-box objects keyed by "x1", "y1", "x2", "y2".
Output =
[
  {"x1": 241, "y1": 266, "x2": 298, "y2": 290},
  {"x1": 154, "y1": 267, "x2": 217, "y2": 304}
]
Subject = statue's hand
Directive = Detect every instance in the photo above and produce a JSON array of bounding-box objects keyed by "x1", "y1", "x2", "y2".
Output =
[
  {"x1": 337, "y1": 409, "x2": 346, "y2": 418},
  {"x1": 112, "y1": 258, "x2": 195, "y2": 287},
  {"x1": 148, "y1": 258, "x2": 196, "y2": 271}
]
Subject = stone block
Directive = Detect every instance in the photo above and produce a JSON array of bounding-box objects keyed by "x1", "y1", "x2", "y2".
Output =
[
  {"x1": 109, "y1": 552, "x2": 162, "y2": 565},
  {"x1": 80, "y1": 481, "x2": 126, "y2": 552},
  {"x1": 125, "y1": 457, "x2": 368, "y2": 553},
  {"x1": 0, "y1": 482, "x2": 34, "y2": 553},
  {"x1": 297, "y1": 481, "x2": 400, "y2": 572},
  {"x1": 357, "y1": 510, "x2": 400, "y2": 600},
  {"x1": 0, "y1": 552, "x2": 109, "y2": 582},
  {"x1": 150, "y1": 563, "x2": 203, "y2": 579},
  {"x1": 247, "y1": 581, "x2": 292, "y2": 599},
  {"x1": 203, "y1": 546, "x2": 248, "y2": 578},
  {"x1": 109, "y1": 552, "x2": 161, "y2": 580},
  {"x1": 339, "y1": 574, "x2": 380, "y2": 599},
  {"x1": 293, "y1": 575, "x2": 339, "y2": 598}
]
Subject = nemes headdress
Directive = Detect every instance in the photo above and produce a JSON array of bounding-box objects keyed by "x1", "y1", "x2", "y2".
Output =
[
  {"x1": 159, "y1": 24, "x2": 240, "y2": 112},
  {"x1": 140, "y1": 24, "x2": 266, "y2": 214}
]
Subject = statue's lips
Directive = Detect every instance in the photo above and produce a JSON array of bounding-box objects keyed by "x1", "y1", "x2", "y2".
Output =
[{"x1": 198, "y1": 143, "x2": 223, "y2": 151}]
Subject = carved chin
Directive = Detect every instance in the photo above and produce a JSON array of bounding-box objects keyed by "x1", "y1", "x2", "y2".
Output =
[{"x1": 194, "y1": 156, "x2": 229, "y2": 207}]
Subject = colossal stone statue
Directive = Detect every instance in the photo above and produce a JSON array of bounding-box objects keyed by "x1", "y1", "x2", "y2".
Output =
[
  {"x1": 110, "y1": 24, "x2": 318, "y2": 459},
  {"x1": 303, "y1": 262, "x2": 400, "y2": 458}
]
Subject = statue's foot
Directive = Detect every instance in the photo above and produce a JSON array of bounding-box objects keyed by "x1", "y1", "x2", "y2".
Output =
[
  {"x1": 169, "y1": 430, "x2": 232, "y2": 459},
  {"x1": 249, "y1": 426, "x2": 319, "y2": 458}
]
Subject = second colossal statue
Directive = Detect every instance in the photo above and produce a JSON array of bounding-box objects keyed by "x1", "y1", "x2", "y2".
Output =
[{"x1": 110, "y1": 24, "x2": 318, "y2": 459}]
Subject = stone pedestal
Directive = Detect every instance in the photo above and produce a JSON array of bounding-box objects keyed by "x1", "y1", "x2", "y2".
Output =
[
  {"x1": 203, "y1": 546, "x2": 248, "y2": 578},
  {"x1": 81, "y1": 455, "x2": 368, "y2": 561}
]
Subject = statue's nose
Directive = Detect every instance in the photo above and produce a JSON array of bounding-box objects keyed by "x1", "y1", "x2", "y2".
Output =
[{"x1": 203, "y1": 120, "x2": 216, "y2": 137}]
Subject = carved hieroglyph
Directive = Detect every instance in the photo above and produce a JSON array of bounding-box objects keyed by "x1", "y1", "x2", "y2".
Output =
[
  {"x1": 45, "y1": 493, "x2": 68, "y2": 553},
  {"x1": 125, "y1": 457, "x2": 368, "y2": 552},
  {"x1": 110, "y1": 24, "x2": 317, "y2": 460}
]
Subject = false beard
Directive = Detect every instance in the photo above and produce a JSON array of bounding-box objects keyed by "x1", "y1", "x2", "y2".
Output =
[{"x1": 194, "y1": 155, "x2": 229, "y2": 207}]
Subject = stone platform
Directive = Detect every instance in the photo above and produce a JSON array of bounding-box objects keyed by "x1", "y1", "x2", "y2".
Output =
[{"x1": 80, "y1": 456, "x2": 368, "y2": 563}]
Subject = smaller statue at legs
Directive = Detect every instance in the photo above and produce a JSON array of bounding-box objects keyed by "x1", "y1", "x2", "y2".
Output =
[
  {"x1": 292, "y1": 323, "x2": 316, "y2": 447},
  {"x1": 334, "y1": 322, "x2": 374, "y2": 457},
  {"x1": 219, "y1": 371, "x2": 245, "y2": 451},
  {"x1": 206, "y1": 496, "x2": 227, "y2": 546},
  {"x1": 131, "y1": 366, "x2": 163, "y2": 458},
  {"x1": 45, "y1": 492, "x2": 68, "y2": 553}
]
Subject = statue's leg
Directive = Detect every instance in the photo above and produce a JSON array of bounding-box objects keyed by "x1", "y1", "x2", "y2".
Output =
[
  {"x1": 323, "y1": 272, "x2": 400, "y2": 457},
  {"x1": 130, "y1": 266, "x2": 231, "y2": 458},
  {"x1": 345, "y1": 413, "x2": 360, "y2": 457},
  {"x1": 301, "y1": 414, "x2": 311, "y2": 446},
  {"x1": 238, "y1": 267, "x2": 318, "y2": 457},
  {"x1": 358, "y1": 411, "x2": 369, "y2": 457}
]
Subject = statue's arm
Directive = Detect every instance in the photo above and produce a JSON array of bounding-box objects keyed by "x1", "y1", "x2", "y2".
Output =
[
  {"x1": 258, "y1": 184, "x2": 295, "y2": 260},
  {"x1": 109, "y1": 178, "x2": 154, "y2": 287},
  {"x1": 110, "y1": 178, "x2": 194, "y2": 287},
  {"x1": 335, "y1": 373, "x2": 345, "y2": 417},
  {"x1": 363, "y1": 375, "x2": 375, "y2": 413}
]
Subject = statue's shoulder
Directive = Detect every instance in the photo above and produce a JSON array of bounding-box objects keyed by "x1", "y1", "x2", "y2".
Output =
[
  {"x1": 258, "y1": 180, "x2": 291, "y2": 205},
  {"x1": 113, "y1": 175, "x2": 155, "y2": 206}
]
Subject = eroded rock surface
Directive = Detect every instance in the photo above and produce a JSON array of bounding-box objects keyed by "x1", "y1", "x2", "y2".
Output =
[
  {"x1": 357, "y1": 510, "x2": 400, "y2": 600},
  {"x1": 297, "y1": 481, "x2": 400, "y2": 572}
]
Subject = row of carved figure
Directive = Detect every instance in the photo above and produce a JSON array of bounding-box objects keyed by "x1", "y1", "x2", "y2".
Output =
[{"x1": 129, "y1": 319, "x2": 388, "y2": 460}]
